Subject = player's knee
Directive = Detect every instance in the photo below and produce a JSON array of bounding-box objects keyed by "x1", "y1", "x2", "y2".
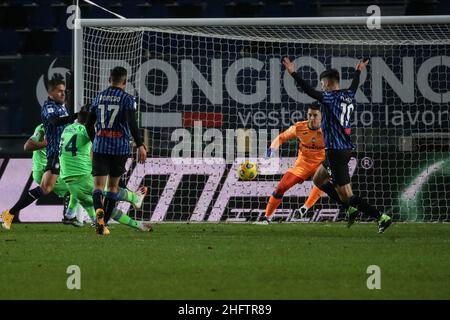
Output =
[
  {"x1": 272, "y1": 192, "x2": 284, "y2": 199},
  {"x1": 40, "y1": 184, "x2": 53, "y2": 195},
  {"x1": 274, "y1": 183, "x2": 290, "y2": 196},
  {"x1": 313, "y1": 176, "x2": 327, "y2": 188}
]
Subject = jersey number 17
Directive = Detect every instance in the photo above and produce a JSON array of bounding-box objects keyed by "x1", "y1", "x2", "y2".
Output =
[{"x1": 98, "y1": 104, "x2": 120, "y2": 129}]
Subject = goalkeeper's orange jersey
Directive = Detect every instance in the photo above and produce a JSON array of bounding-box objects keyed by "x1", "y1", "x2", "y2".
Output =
[{"x1": 270, "y1": 120, "x2": 325, "y2": 179}]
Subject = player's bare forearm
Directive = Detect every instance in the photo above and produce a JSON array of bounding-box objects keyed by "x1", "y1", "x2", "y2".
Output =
[{"x1": 24, "y1": 139, "x2": 47, "y2": 152}]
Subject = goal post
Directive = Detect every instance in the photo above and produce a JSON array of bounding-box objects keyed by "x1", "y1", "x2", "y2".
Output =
[{"x1": 74, "y1": 16, "x2": 450, "y2": 222}]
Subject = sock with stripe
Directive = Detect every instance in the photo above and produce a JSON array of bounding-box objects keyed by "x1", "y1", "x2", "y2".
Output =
[
  {"x1": 116, "y1": 188, "x2": 136, "y2": 204},
  {"x1": 10, "y1": 186, "x2": 44, "y2": 215},
  {"x1": 104, "y1": 192, "x2": 118, "y2": 224},
  {"x1": 110, "y1": 207, "x2": 140, "y2": 229}
]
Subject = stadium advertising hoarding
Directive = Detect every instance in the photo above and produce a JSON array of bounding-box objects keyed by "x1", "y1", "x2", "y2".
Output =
[{"x1": 1, "y1": 50, "x2": 448, "y2": 222}]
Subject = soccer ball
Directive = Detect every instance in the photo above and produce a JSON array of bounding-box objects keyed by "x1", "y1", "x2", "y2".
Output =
[{"x1": 237, "y1": 160, "x2": 258, "y2": 181}]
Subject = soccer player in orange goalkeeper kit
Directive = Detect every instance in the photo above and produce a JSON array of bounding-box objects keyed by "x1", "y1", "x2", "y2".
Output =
[{"x1": 257, "y1": 103, "x2": 326, "y2": 224}]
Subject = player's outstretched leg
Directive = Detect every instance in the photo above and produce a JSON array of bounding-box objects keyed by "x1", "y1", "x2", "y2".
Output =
[
  {"x1": 377, "y1": 214, "x2": 392, "y2": 234},
  {"x1": 1, "y1": 210, "x2": 14, "y2": 230},
  {"x1": 2, "y1": 186, "x2": 45, "y2": 230},
  {"x1": 256, "y1": 172, "x2": 303, "y2": 224},
  {"x1": 110, "y1": 207, "x2": 153, "y2": 232},
  {"x1": 77, "y1": 204, "x2": 98, "y2": 228},
  {"x1": 317, "y1": 181, "x2": 359, "y2": 226},
  {"x1": 300, "y1": 185, "x2": 323, "y2": 218},
  {"x1": 63, "y1": 196, "x2": 84, "y2": 227},
  {"x1": 75, "y1": 184, "x2": 100, "y2": 227},
  {"x1": 104, "y1": 191, "x2": 119, "y2": 224},
  {"x1": 114, "y1": 186, "x2": 148, "y2": 209},
  {"x1": 92, "y1": 188, "x2": 109, "y2": 235},
  {"x1": 348, "y1": 195, "x2": 392, "y2": 233},
  {"x1": 345, "y1": 206, "x2": 359, "y2": 228}
]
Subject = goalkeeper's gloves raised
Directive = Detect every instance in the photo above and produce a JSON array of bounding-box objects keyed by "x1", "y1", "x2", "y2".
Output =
[{"x1": 265, "y1": 148, "x2": 275, "y2": 158}]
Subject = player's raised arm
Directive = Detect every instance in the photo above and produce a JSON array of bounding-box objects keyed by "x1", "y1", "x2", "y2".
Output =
[
  {"x1": 349, "y1": 58, "x2": 369, "y2": 92},
  {"x1": 266, "y1": 125, "x2": 297, "y2": 157},
  {"x1": 282, "y1": 57, "x2": 324, "y2": 102}
]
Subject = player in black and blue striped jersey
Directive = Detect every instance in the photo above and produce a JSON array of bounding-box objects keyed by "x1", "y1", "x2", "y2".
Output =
[
  {"x1": 2, "y1": 79, "x2": 78, "y2": 230},
  {"x1": 282, "y1": 57, "x2": 391, "y2": 233},
  {"x1": 86, "y1": 66, "x2": 146, "y2": 235}
]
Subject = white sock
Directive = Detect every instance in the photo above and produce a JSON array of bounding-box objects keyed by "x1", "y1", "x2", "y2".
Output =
[{"x1": 75, "y1": 204, "x2": 85, "y2": 223}]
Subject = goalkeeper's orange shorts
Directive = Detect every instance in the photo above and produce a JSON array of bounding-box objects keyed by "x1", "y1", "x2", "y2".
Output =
[{"x1": 286, "y1": 159, "x2": 321, "y2": 181}]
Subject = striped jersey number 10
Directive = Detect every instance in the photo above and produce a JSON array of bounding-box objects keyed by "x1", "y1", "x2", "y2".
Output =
[
  {"x1": 340, "y1": 102, "x2": 354, "y2": 127},
  {"x1": 98, "y1": 104, "x2": 119, "y2": 129}
]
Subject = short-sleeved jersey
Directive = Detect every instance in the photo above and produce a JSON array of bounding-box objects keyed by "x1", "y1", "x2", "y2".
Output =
[
  {"x1": 30, "y1": 124, "x2": 47, "y2": 173},
  {"x1": 59, "y1": 123, "x2": 92, "y2": 180},
  {"x1": 90, "y1": 86, "x2": 136, "y2": 155},
  {"x1": 272, "y1": 120, "x2": 325, "y2": 165},
  {"x1": 321, "y1": 90, "x2": 356, "y2": 150},
  {"x1": 41, "y1": 98, "x2": 69, "y2": 157}
]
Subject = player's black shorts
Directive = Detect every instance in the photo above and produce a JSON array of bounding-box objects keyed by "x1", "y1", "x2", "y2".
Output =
[
  {"x1": 44, "y1": 154, "x2": 60, "y2": 175},
  {"x1": 323, "y1": 149, "x2": 352, "y2": 186},
  {"x1": 92, "y1": 153, "x2": 129, "y2": 178}
]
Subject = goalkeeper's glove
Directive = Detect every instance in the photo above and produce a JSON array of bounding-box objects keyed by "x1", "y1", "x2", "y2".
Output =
[{"x1": 265, "y1": 148, "x2": 275, "y2": 158}]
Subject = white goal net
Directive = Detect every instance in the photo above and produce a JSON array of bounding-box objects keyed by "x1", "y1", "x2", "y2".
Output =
[{"x1": 76, "y1": 17, "x2": 450, "y2": 222}]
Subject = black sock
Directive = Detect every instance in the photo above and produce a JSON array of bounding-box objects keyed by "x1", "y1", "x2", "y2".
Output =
[
  {"x1": 92, "y1": 189, "x2": 103, "y2": 212},
  {"x1": 10, "y1": 186, "x2": 44, "y2": 215},
  {"x1": 349, "y1": 195, "x2": 381, "y2": 220},
  {"x1": 104, "y1": 192, "x2": 118, "y2": 224},
  {"x1": 318, "y1": 182, "x2": 348, "y2": 208}
]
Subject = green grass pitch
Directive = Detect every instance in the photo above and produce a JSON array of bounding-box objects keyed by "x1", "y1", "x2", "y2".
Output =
[{"x1": 0, "y1": 222, "x2": 449, "y2": 299}]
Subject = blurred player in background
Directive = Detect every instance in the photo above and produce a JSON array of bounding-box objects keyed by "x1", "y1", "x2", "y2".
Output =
[
  {"x1": 86, "y1": 66, "x2": 147, "y2": 235},
  {"x1": 283, "y1": 57, "x2": 392, "y2": 233},
  {"x1": 59, "y1": 106, "x2": 151, "y2": 232},
  {"x1": 2, "y1": 79, "x2": 78, "y2": 230}
]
